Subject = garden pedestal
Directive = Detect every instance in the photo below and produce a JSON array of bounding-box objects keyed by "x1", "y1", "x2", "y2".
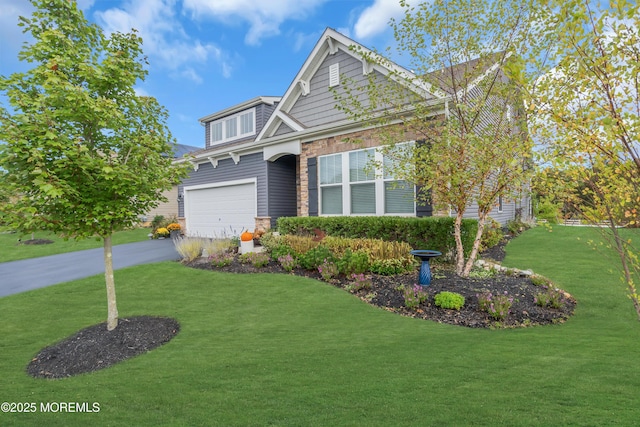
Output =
[{"x1": 410, "y1": 250, "x2": 442, "y2": 286}]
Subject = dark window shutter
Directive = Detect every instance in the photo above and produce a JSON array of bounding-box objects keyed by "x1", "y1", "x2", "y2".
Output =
[
  {"x1": 416, "y1": 185, "x2": 433, "y2": 217},
  {"x1": 307, "y1": 157, "x2": 318, "y2": 216}
]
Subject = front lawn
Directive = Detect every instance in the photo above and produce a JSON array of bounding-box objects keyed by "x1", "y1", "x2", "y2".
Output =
[
  {"x1": 0, "y1": 228, "x2": 150, "y2": 263},
  {"x1": 1, "y1": 225, "x2": 639, "y2": 425}
]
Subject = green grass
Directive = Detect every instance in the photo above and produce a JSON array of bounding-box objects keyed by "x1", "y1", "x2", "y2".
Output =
[
  {"x1": 1, "y1": 225, "x2": 639, "y2": 425},
  {"x1": 0, "y1": 228, "x2": 150, "y2": 263}
]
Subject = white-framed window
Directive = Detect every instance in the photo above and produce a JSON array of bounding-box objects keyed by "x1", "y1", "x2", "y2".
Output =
[
  {"x1": 319, "y1": 145, "x2": 416, "y2": 216},
  {"x1": 210, "y1": 108, "x2": 256, "y2": 145},
  {"x1": 498, "y1": 195, "x2": 504, "y2": 213},
  {"x1": 383, "y1": 148, "x2": 415, "y2": 214},
  {"x1": 319, "y1": 153, "x2": 343, "y2": 215}
]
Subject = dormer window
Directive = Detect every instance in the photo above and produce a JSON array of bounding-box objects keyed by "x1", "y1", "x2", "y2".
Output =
[{"x1": 210, "y1": 108, "x2": 256, "y2": 145}]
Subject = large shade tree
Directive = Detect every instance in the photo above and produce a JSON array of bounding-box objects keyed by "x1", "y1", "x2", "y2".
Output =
[
  {"x1": 525, "y1": 0, "x2": 640, "y2": 318},
  {"x1": 0, "y1": 0, "x2": 188, "y2": 330},
  {"x1": 335, "y1": 0, "x2": 534, "y2": 276}
]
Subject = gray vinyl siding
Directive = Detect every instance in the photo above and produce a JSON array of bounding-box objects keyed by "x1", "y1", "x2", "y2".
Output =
[
  {"x1": 266, "y1": 155, "x2": 297, "y2": 228},
  {"x1": 461, "y1": 199, "x2": 516, "y2": 226},
  {"x1": 274, "y1": 121, "x2": 294, "y2": 137},
  {"x1": 257, "y1": 102, "x2": 277, "y2": 131},
  {"x1": 288, "y1": 51, "x2": 371, "y2": 128},
  {"x1": 178, "y1": 152, "x2": 267, "y2": 217}
]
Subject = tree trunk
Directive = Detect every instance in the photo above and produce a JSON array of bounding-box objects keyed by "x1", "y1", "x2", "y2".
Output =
[
  {"x1": 462, "y1": 214, "x2": 488, "y2": 277},
  {"x1": 453, "y1": 213, "x2": 465, "y2": 276},
  {"x1": 103, "y1": 234, "x2": 118, "y2": 331}
]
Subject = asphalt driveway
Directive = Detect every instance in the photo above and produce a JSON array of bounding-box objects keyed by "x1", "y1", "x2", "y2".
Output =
[{"x1": 0, "y1": 239, "x2": 180, "y2": 298}]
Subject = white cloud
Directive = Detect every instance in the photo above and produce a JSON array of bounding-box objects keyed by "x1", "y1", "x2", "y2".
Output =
[
  {"x1": 0, "y1": 0, "x2": 33, "y2": 54},
  {"x1": 183, "y1": 0, "x2": 326, "y2": 46},
  {"x1": 95, "y1": 0, "x2": 229, "y2": 82},
  {"x1": 353, "y1": 0, "x2": 413, "y2": 40}
]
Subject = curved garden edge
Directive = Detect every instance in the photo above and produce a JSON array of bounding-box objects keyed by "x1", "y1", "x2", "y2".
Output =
[{"x1": 185, "y1": 251, "x2": 577, "y2": 330}]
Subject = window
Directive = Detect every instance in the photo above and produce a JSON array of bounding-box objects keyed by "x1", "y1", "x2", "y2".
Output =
[
  {"x1": 318, "y1": 145, "x2": 415, "y2": 216},
  {"x1": 498, "y1": 196, "x2": 503, "y2": 213},
  {"x1": 320, "y1": 154, "x2": 342, "y2": 215},
  {"x1": 349, "y1": 150, "x2": 375, "y2": 214},
  {"x1": 383, "y1": 146, "x2": 415, "y2": 214},
  {"x1": 240, "y1": 110, "x2": 254, "y2": 134},
  {"x1": 209, "y1": 108, "x2": 256, "y2": 145},
  {"x1": 211, "y1": 122, "x2": 223, "y2": 143},
  {"x1": 225, "y1": 117, "x2": 237, "y2": 139}
]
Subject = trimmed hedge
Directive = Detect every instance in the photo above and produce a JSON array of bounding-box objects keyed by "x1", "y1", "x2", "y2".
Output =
[{"x1": 275, "y1": 216, "x2": 478, "y2": 259}]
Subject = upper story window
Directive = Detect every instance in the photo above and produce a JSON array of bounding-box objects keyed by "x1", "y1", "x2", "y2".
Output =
[{"x1": 210, "y1": 108, "x2": 256, "y2": 145}]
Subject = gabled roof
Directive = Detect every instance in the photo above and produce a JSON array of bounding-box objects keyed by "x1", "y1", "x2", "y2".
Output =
[{"x1": 256, "y1": 28, "x2": 448, "y2": 142}]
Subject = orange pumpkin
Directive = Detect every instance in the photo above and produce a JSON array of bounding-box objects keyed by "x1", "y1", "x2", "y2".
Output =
[{"x1": 240, "y1": 231, "x2": 254, "y2": 242}]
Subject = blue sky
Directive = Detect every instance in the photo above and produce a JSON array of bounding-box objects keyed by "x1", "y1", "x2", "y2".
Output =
[{"x1": 0, "y1": 0, "x2": 412, "y2": 148}]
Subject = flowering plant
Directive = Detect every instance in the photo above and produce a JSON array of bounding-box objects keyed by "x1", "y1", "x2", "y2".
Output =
[
  {"x1": 155, "y1": 227, "x2": 169, "y2": 237},
  {"x1": 318, "y1": 258, "x2": 338, "y2": 281},
  {"x1": 278, "y1": 254, "x2": 296, "y2": 272},
  {"x1": 401, "y1": 284, "x2": 428, "y2": 310},
  {"x1": 167, "y1": 223, "x2": 181, "y2": 232},
  {"x1": 477, "y1": 291, "x2": 514, "y2": 320}
]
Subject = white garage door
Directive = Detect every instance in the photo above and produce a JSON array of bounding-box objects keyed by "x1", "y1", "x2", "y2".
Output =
[{"x1": 185, "y1": 181, "x2": 256, "y2": 238}]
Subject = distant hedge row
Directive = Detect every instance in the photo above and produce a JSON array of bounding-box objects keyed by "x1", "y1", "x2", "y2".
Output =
[{"x1": 276, "y1": 216, "x2": 478, "y2": 259}]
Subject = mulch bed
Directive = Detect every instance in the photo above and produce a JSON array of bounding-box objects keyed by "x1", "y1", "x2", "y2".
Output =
[
  {"x1": 18, "y1": 239, "x2": 54, "y2": 245},
  {"x1": 186, "y1": 245, "x2": 576, "y2": 329},
  {"x1": 27, "y1": 316, "x2": 180, "y2": 379},
  {"x1": 25, "y1": 238, "x2": 575, "y2": 379}
]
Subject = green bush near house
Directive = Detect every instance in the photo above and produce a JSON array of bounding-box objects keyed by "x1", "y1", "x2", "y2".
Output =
[{"x1": 276, "y1": 216, "x2": 478, "y2": 258}]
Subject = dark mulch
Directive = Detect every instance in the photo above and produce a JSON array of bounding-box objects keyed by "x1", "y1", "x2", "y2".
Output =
[
  {"x1": 27, "y1": 316, "x2": 180, "y2": 379},
  {"x1": 186, "y1": 238, "x2": 576, "y2": 329},
  {"x1": 19, "y1": 238, "x2": 54, "y2": 245},
  {"x1": 25, "y1": 237, "x2": 573, "y2": 379}
]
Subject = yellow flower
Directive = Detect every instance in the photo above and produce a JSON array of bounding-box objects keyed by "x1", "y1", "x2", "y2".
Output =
[
  {"x1": 167, "y1": 223, "x2": 181, "y2": 231},
  {"x1": 156, "y1": 227, "x2": 169, "y2": 237}
]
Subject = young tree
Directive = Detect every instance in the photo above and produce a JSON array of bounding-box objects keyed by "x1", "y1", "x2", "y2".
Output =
[
  {"x1": 335, "y1": 0, "x2": 534, "y2": 276},
  {"x1": 0, "y1": 0, "x2": 188, "y2": 330},
  {"x1": 525, "y1": 0, "x2": 640, "y2": 319}
]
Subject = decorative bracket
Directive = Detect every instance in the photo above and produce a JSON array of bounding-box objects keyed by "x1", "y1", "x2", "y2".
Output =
[
  {"x1": 207, "y1": 156, "x2": 218, "y2": 168},
  {"x1": 229, "y1": 152, "x2": 240, "y2": 164}
]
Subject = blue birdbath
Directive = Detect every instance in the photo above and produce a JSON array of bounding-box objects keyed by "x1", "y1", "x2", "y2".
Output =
[{"x1": 410, "y1": 250, "x2": 442, "y2": 286}]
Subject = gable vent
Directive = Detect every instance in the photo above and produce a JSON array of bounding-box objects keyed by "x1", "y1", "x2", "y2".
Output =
[{"x1": 329, "y1": 63, "x2": 340, "y2": 87}]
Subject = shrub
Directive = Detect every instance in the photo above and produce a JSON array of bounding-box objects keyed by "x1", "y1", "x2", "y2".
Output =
[
  {"x1": 277, "y1": 254, "x2": 296, "y2": 272},
  {"x1": 534, "y1": 286, "x2": 567, "y2": 309},
  {"x1": 298, "y1": 245, "x2": 333, "y2": 270},
  {"x1": 174, "y1": 237, "x2": 204, "y2": 262},
  {"x1": 276, "y1": 216, "x2": 478, "y2": 259},
  {"x1": 336, "y1": 249, "x2": 370, "y2": 275},
  {"x1": 434, "y1": 292, "x2": 465, "y2": 310},
  {"x1": 480, "y1": 217, "x2": 503, "y2": 251},
  {"x1": 151, "y1": 215, "x2": 165, "y2": 230},
  {"x1": 318, "y1": 258, "x2": 338, "y2": 281},
  {"x1": 370, "y1": 258, "x2": 413, "y2": 275},
  {"x1": 239, "y1": 252, "x2": 270, "y2": 268},
  {"x1": 400, "y1": 284, "x2": 429, "y2": 310},
  {"x1": 506, "y1": 218, "x2": 531, "y2": 236},
  {"x1": 209, "y1": 251, "x2": 234, "y2": 267},
  {"x1": 281, "y1": 235, "x2": 319, "y2": 255},
  {"x1": 477, "y1": 291, "x2": 514, "y2": 320}
]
